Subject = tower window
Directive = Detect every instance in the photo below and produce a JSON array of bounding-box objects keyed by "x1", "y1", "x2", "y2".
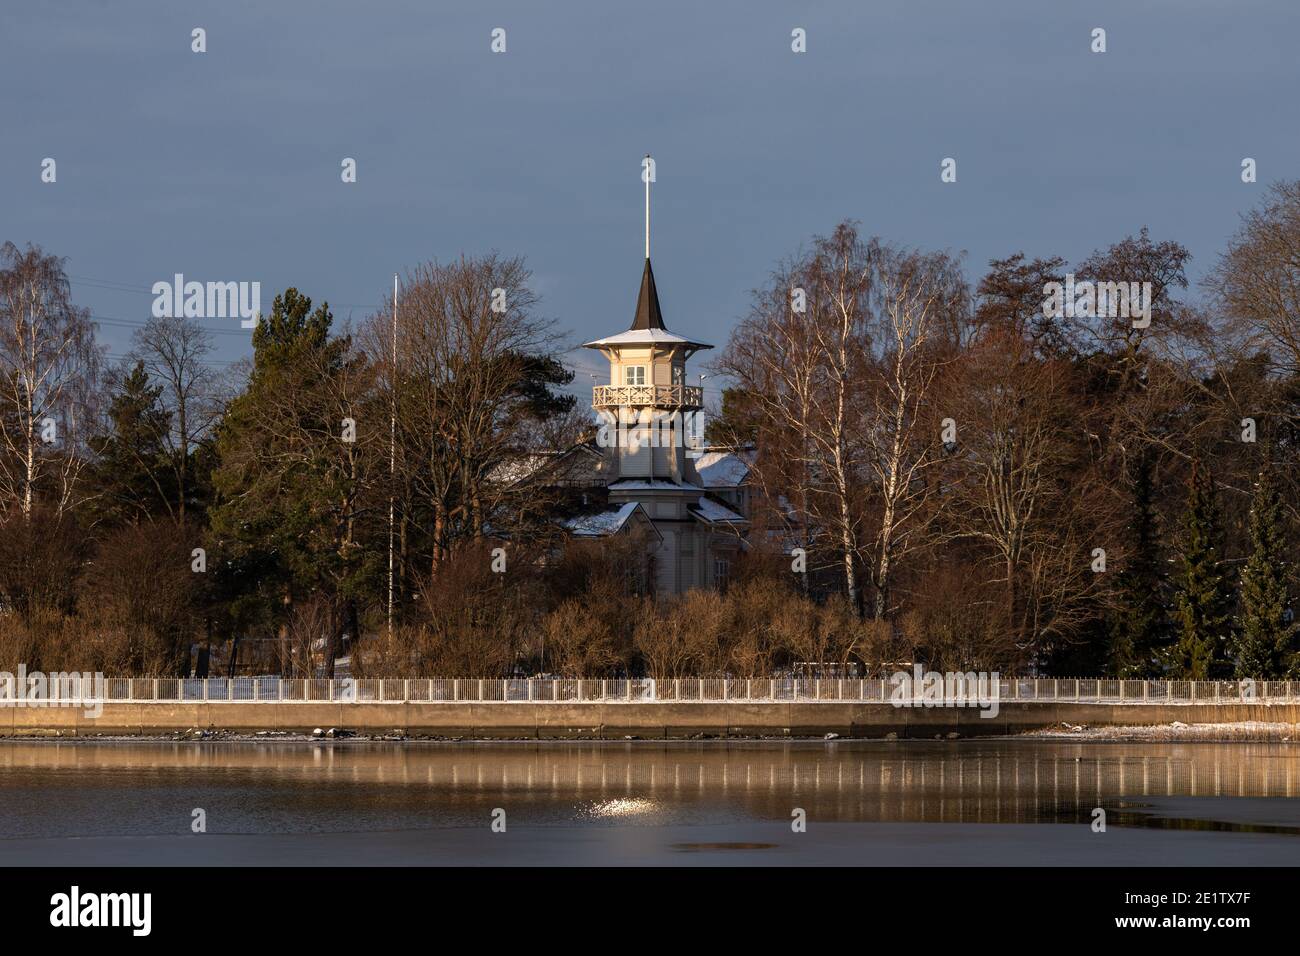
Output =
[
  {"x1": 625, "y1": 365, "x2": 646, "y2": 386},
  {"x1": 714, "y1": 557, "x2": 731, "y2": 592}
]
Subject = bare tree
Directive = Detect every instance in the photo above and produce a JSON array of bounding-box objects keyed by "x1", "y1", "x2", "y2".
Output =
[
  {"x1": 362, "y1": 253, "x2": 567, "y2": 576},
  {"x1": 805, "y1": 225, "x2": 871, "y2": 612},
  {"x1": 0, "y1": 242, "x2": 101, "y2": 519},
  {"x1": 719, "y1": 223, "x2": 872, "y2": 610},
  {"x1": 718, "y1": 259, "x2": 826, "y2": 595},
  {"x1": 861, "y1": 245, "x2": 963, "y2": 618},
  {"x1": 937, "y1": 331, "x2": 1108, "y2": 666},
  {"x1": 129, "y1": 315, "x2": 223, "y2": 522},
  {"x1": 1208, "y1": 181, "x2": 1300, "y2": 377}
]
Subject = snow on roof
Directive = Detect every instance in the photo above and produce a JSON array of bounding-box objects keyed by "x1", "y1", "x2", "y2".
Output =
[
  {"x1": 582, "y1": 328, "x2": 712, "y2": 349},
  {"x1": 561, "y1": 501, "x2": 642, "y2": 537},
  {"x1": 694, "y1": 450, "x2": 751, "y2": 488},
  {"x1": 489, "y1": 452, "x2": 556, "y2": 486},
  {"x1": 690, "y1": 496, "x2": 748, "y2": 525},
  {"x1": 607, "y1": 477, "x2": 698, "y2": 491}
]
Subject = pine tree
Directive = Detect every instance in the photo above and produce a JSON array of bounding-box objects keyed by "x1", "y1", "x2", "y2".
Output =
[
  {"x1": 1234, "y1": 466, "x2": 1297, "y2": 678},
  {"x1": 1109, "y1": 451, "x2": 1169, "y2": 676},
  {"x1": 1167, "y1": 463, "x2": 1234, "y2": 679},
  {"x1": 209, "y1": 289, "x2": 369, "y2": 605},
  {"x1": 86, "y1": 362, "x2": 175, "y2": 524}
]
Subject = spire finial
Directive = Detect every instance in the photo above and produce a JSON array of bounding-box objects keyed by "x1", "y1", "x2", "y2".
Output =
[{"x1": 643, "y1": 153, "x2": 652, "y2": 259}]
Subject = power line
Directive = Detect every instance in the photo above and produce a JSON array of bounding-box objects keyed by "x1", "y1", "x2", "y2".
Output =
[
  {"x1": 104, "y1": 352, "x2": 245, "y2": 368},
  {"x1": 68, "y1": 274, "x2": 156, "y2": 294},
  {"x1": 89, "y1": 313, "x2": 255, "y2": 337},
  {"x1": 68, "y1": 274, "x2": 379, "y2": 312}
]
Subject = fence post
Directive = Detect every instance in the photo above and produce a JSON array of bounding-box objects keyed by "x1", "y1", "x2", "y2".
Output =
[
  {"x1": 746, "y1": 678, "x2": 752, "y2": 701},
  {"x1": 478, "y1": 679, "x2": 485, "y2": 701},
  {"x1": 152, "y1": 678, "x2": 159, "y2": 700},
  {"x1": 626, "y1": 680, "x2": 632, "y2": 702},
  {"x1": 577, "y1": 680, "x2": 583, "y2": 702},
  {"x1": 1216, "y1": 682, "x2": 1221, "y2": 701},
  {"x1": 1191, "y1": 682, "x2": 1197, "y2": 702},
  {"x1": 601, "y1": 679, "x2": 607, "y2": 700}
]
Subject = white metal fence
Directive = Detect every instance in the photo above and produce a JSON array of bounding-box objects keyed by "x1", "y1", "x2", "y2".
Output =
[{"x1": 65, "y1": 677, "x2": 1300, "y2": 705}]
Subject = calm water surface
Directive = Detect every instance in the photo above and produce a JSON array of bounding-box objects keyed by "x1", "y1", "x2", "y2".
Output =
[{"x1": 2, "y1": 739, "x2": 1298, "y2": 839}]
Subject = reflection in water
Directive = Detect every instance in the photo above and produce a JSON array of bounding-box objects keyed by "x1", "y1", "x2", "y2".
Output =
[
  {"x1": 0, "y1": 740, "x2": 1296, "y2": 838},
  {"x1": 578, "y1": 798, "x2": 659, "y2": 820}
]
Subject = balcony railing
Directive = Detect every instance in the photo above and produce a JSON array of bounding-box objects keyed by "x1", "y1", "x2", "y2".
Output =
[{"x1": 592, "y1": 384, "x2": 703, "y2": 409}]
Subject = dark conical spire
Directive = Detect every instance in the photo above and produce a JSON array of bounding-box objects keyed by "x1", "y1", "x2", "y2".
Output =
[{"x1": 630, "y1": 257, "x2": 666, "y2": 331}]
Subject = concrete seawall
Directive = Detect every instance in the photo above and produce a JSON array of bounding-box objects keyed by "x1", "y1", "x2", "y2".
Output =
[{"x1": 3, "y1": 701, "x2": 1298, "y2": 738}]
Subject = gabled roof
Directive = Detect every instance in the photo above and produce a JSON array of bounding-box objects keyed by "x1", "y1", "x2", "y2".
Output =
[
  {"x1": 694, "y1": 448, "x2": 752, "y2": 488},
  {"x1": 490, "y1": 442, "x2": 606, "y2": 488},
  {"x1": 561, "y1": 501, "x2": 661, "y2": 540},
  {"x1": 689, "y1": 496, "x2": 748, "y2": 527}
]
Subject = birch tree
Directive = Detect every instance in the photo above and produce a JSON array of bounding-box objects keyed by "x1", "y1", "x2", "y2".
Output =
[
  {"x1": 861, "y1": 246, "x2": 963, "y2": 618},
  {"x1": 0, "y1": 242, "x2": 100, "y2": 519}
]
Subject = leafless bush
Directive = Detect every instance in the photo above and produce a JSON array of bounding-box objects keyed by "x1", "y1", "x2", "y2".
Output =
[{"x1": 78, "y1": 520, "x2": 201, "y2": 674}]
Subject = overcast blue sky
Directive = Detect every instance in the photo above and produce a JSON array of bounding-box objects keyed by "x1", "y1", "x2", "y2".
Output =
[{"x1": 3, "y1": 1, "x2": 1297, "y2": 403}]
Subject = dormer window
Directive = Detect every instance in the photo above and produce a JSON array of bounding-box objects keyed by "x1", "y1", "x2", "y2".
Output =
[{"x1": 625, "y1": 365, "x2": 646, "y2": 386}]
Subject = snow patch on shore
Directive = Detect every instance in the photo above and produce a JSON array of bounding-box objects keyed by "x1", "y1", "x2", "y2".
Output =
[{"x1": 1023, "y1": 720, "x2": 1298, "y2": 742}]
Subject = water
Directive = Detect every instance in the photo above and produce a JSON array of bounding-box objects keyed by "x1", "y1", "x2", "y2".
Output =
[{"x1": 2, "y1": 740, "x2": 1298, "y2": 865}]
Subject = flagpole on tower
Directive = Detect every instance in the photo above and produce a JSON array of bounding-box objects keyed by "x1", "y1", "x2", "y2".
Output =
[{"x1": 644, "y1": 153, "x2": 651, "y2": 259}]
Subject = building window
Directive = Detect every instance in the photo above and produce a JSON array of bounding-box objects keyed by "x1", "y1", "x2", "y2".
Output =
[
  {"x1": 625, "y1": 365, "x2": 646, "y2": 386},
  {"x1": 714, "y1": 557, "x2": 731, "y2": 593}
]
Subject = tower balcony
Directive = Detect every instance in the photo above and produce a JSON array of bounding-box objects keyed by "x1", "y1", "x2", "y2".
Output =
[{"x1": 593, "y1": 383, "x2": 703, "y2": 410}]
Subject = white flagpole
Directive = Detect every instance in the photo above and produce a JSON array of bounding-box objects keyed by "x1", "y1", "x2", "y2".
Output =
[
  {"x1": 644, "y1": 153, "x2": 651, "y2": 258},
  {"x1": 388, "y1": 273, "x2": 397, "y2": 635}
]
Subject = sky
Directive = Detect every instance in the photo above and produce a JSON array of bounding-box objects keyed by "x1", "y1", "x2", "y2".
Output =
[{"x1": 2, "y1": 0, "x2": 1297, "y2": 406}]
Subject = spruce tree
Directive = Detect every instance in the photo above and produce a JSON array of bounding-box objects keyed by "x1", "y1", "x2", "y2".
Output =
[
  {"x1": 1234, "y1": 466, "x2": 1297, "y2": 678},
  {"x1": 1109, "y1": 451, "x2": 1168, "y2": 676},
  {"x1": 1167, "y1": 464, "x2": 1234, "y2": 679}
]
